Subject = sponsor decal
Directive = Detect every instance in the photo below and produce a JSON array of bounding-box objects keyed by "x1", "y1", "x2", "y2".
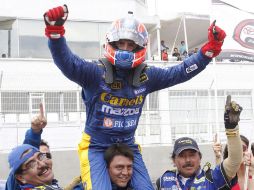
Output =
[
  {"x1": 140, "y1": 73, "x2": 148, "y2": 82},
  {"x1": 233, "y1": 19, "x2": 254, "y2": 50},
  {"x1": 134, "y1": 87, "x2": 146, "y2": 95},
  {"x1": 100, "y1": 92, "x2": 144, "y2": 106},
  {"x1": 101, "y1": 105, "x2": 140, "y2": 116},
  {"x1": 186, "y1": 64, "x2": 198, "y2": 74},
  {"x1": 178, "y1": 139, "x2": 194, "y2": 145},
  {"x1": 114, "y1": 119, "x2": 137, "y2": 128},
  {"x1": 162, "y1": 176, "x2": 177, "y2": 181},
  {"x1": 193, "y1": 176, "x2": 205, "y2": 184},
  {"x1": 103, "y1": 117, "x2": 113, "y2": 128},
  {"x1": 110, "y1": 81, "x2": 122, "y2": 90},
  {"x1": 110, "y1": 136, "x2": 134, "y2": 143}
]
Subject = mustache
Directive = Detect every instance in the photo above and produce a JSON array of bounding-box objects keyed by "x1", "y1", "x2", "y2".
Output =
[
  {"x1": 38, "y1": 166, "x2": 49, "y2": 176},
  {"x1": 183, "y1": 163, "x2": 193, "y2": 168}
]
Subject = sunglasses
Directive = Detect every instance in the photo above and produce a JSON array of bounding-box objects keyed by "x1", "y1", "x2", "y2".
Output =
[
  {"x1": 45, "y1": 152, "x2": 52, "y2": 159},
  {"x1": 22, "y1": 152, "x2": 48, "y2": 172}
]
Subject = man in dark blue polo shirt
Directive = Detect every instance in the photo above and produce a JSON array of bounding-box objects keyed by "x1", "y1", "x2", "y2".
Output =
[{"x1": 157, "y1": 95, "x2": 243, "y2": 190}]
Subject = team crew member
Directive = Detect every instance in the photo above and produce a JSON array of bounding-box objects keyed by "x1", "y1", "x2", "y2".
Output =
[
  {"x1": 213, "y1": 134, "x2": 254, "y2": 189},
  {"x1": 5, "y1": 104, "x2": 61, "y2": 190},
  {"x1": 43, "y1": 5, "x2": 226, "y2": 189},
  {"x1": 156, "y1": 95, "x2": 243, "y2": 189}
]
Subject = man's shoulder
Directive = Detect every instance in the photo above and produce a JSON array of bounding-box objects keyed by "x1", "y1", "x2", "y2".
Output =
[{"x1": 161, "y1": 169, "x2": 177, "y2": 177}]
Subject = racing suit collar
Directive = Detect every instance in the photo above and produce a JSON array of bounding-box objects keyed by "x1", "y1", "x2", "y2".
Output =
[
  {"x1": 19, "y1": 179, "x2": 61, "y2": 190},
  {"x1": 111, "y1": 181, "x2": 132, "y2": 190},
  {"x1": 115, "y1": 67, "x2": 132, "y2": 79},
  {"x1": 176, "y1": 167, "x2": 202, "y2": 187}
]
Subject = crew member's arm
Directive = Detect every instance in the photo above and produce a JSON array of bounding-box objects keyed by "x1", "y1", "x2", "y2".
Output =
[
  {"x1": 5, "y1": 103, "x2": 47, "y2": 190},
  {"x1": 23, "y1": 103, "x2": 47, "y2": 148},
  {"x1": 244, "y1": 151, "x2": 254, "y2": 189},
  {"x1": 222, "y1": 95, "x2": 243, "y2": 180},
  {"x1": 213, "y1": 133, "x2": 222, "y2": 165}
]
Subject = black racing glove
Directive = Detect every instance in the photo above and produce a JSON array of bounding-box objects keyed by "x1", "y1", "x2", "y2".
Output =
[{"x1": 224, "y1": 95, "x2": 242, "y2": 129}]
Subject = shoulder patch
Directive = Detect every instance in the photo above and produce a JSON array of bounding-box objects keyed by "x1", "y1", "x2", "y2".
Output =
[
  {"x1": 140, "y1": 73, "x2": 148, "y2": 83},
  {"x1": 110, "y1": 81, "x2": 122, "y2": 90}
]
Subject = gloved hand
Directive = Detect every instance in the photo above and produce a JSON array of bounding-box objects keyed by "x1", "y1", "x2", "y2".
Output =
[
  {"x1": 224, "y1": 95, "x2": 242, "y2": 129},
  {"x1": 201, "y1": 20, "x2": 226, "y2": 58},
  {"x1": 44, "y1": 4, "x2": 68, "y2": 39}
]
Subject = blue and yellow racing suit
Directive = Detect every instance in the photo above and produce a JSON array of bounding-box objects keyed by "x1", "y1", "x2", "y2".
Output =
[
  {"x1": 157, "y1": 164, "x2": 237, "y2": 189},
  {"x1": 48, "y1": 37, "x2": 212, "y2": 190}
]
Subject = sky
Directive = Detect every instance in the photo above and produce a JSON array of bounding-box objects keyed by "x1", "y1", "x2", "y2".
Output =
[{"x1": 147, "y1": 0, "x2": 254, "y2": 20}]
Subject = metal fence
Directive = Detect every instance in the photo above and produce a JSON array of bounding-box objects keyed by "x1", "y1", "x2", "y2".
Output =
[
  {"x1": 1, "y1": 88, "x2": 253, "y2": 152},
  {"x1": 1, "y1": 59, "x2": 254, "y2": 151}
]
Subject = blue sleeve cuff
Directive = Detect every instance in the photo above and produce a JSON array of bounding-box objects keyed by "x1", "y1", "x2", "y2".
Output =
[
  {"x1": 197, "y1": 50, "x2": 212, "y2": 66},
  {"x1": 23, "y1": 128, "x2": 42, "y2": 148}
]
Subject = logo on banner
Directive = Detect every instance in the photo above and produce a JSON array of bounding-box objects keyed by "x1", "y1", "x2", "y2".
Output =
[{"x1": 233, "y1": 19, "x2": 254, "y2": 49}]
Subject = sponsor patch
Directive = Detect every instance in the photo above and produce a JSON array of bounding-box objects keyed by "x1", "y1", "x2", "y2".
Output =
[
  {"x1": 100, "y1": 92, "x2": 144, "y2": 106},
  {"x1": 140, "y1": 73, "x2": 148, "y2": 83},
  {"x1": 134, "y1": 87, "x2": 146, "y2": 95},
  {"x1": 110, "y1": 81, "x2": 122, "y2": 89},
  {"x1": 101, "y1": 105, "x2": 140, "y2": 116},
  {"x1": 193, "y1": 176, "x2": 205, "y2": 184},
  {"x1": 162, "y1": 176, "x2": 176, "y2": 181},
  {"x1": 186, "y1": 64, "x2": 198, "y2": 73},
  {"x1": 114, "y1": 119, "x2": 137, "y2": 128},
  {"x1": 103, "y1": 117, "x2": 113, "y2": 128}
]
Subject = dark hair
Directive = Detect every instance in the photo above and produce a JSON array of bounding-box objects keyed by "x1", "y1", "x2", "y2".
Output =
[
  {"x1": 251, "y1": 143, "x2": 254, "y2": 155},
  {"x1": 104, "y1": 143, "x2": 134, "y2": 168},
  {"x1": 15, "y1": 166, "x2": 23, "y2": 175},
  {"x1": 223, "y1": 135, "x2": 249, "y2": 159},
  {"x1": 40, "y1": 139, "x2": 50, "y2": 149}
]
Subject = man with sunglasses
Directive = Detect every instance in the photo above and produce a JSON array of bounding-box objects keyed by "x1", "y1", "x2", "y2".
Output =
[
  {"x1": 5, "y1": 104, "x2": 60, "y2": 190},
  {"x1": 7, "y1": 144, "x2": 61, "y2": 190}
]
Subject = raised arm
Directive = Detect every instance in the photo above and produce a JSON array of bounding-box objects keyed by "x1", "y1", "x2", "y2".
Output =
[
  {"x1": 146, "y1": 21, "x2": 226, "y2": 93},
  {"x1": 44, "y1": 5, "x2": 101, "y2": 89},
  {"x1": 23, "y1": 103, "x2": 47, "y2": 148},
  {"x1": 222, "y1": 95, "x2": 243, "y2": 180},
  {"x1": 213, "y1": 133, "x2": 222, "y2": 165}
]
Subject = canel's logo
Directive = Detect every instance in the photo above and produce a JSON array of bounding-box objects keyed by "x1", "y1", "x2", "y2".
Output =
[{"x1": 233, "y1": 19, "x2": 254, "y2": 50}]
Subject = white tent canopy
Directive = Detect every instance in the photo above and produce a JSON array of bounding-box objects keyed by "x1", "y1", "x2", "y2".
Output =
[{"x1": 150, "y1": 13, "x2": 210, "y2": 57}]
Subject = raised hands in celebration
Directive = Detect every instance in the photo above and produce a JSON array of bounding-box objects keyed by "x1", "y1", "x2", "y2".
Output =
[
  {"x1": 31, "y1": 103, "x2": 47, "y2": 133},
  {"x1": 201, "y1": 20, "x2": 226, "y2": 58},
  {"x1": 44, "y1": 5, "x2": 68, "y2": 39},
  {"x1": 224, "y1": 95, "x2": 242, "y2": 130},
  {"x1": 213, "y1": 133, "x2": 222, "y2": 165}
]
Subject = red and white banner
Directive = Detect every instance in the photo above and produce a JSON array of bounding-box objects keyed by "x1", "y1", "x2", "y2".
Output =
[{"x1": 211, "y1": 0, "x2": 254, "y2": 62}]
